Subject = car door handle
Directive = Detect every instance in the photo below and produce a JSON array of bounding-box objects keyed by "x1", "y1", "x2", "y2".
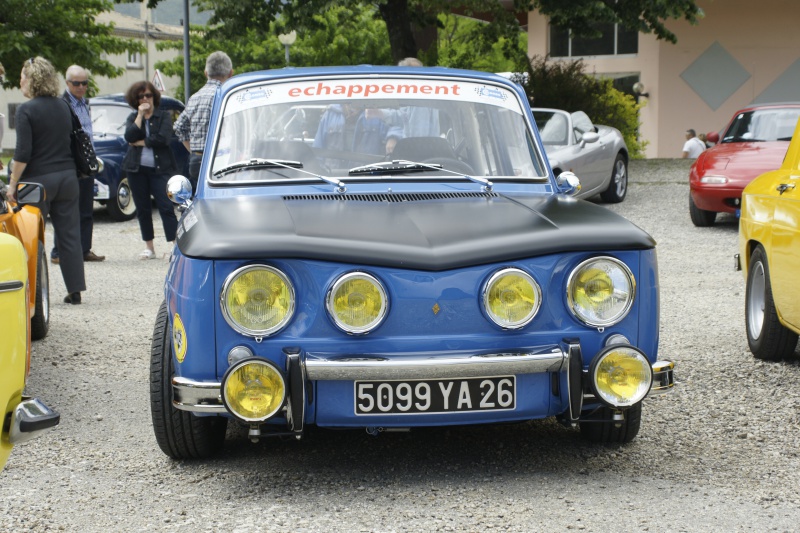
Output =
[{"x1": 777, "y1": 183, "x2": 796, "y2": 195}]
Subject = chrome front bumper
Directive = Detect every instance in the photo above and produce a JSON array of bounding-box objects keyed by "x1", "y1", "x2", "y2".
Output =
[
  {"x1": 173, "y1": 346, "x2": 675, "y2": 414},
  {"x1": 9, "y1": 397, "x2": 60, "y2": 445}
]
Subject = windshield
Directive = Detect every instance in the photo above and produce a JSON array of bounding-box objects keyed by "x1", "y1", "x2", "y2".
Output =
[
  {"x1": 91, "y1": 104, "x2": 131, "y2": 136},
  {"x1": 533, "y1": 111, "x2": 568, "y2": 145},
  {"x1": 722, "y1": 107, "x2": 800, "y2": 143},
  {"x1": 210, "y1": 77, "x2": 547, "y2": 183}
]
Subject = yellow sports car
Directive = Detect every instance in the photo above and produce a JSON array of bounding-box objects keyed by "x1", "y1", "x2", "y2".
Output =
[
  {"x1": 738, "y1": 117, "x2": 800, "y2": 360},
  {"x1": 0, "y1": 231, "x2": 60, "y2": 470},
  {"x1": 0, "y1": 181, "x2": 49, "y2": 339}
]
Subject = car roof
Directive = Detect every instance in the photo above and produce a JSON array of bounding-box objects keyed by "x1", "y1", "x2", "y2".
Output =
[{"x1": 733, "y1": 102, "x2": 800, "y2": 113}]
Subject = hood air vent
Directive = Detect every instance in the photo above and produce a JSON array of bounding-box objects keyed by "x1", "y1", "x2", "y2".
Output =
[{"x1": 283, "y1": 192, "x2": 500, "y2": 203}]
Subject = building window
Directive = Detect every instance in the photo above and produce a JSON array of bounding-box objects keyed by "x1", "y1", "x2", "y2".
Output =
[
  {"x1": 550, "y1": 22, "x2": 638, "y2": 58},
  {"x1": 127, "y1": 51, "x2": 143, "y2": 69}
]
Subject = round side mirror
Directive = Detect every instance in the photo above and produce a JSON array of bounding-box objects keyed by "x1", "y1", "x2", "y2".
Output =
[
  {"x1": 556, "y1": 171, "x2": 581, "y2": 196},
  {"x1": 167, "y1": 175, "x2": 193, "y2": 206},
  {"x1": 706, "y1": 131, "x2": 719, "y2": 144},
  {"x1": 581, "y1": 131, "x2": 600, "y2": 145}
]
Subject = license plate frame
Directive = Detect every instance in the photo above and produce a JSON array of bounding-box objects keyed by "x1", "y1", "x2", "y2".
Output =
[{"x1": 354, "y1": 376, "x2": 516, "y2": 415}]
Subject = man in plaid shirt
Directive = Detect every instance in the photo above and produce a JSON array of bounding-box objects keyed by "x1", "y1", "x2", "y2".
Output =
[{"x1": 174, "y1": 51, "x2": 233, "y2": 191}]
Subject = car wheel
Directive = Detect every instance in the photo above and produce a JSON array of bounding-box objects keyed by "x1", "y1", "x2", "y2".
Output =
[
  {"x1": 106, "y1": 176, "x2": 137, "y2": 222},
  {"x1": 579, "y1": 402, "x2": 642, "y2": 444},
  {"x1": 30, "y1": 241, "x2": 50, "y2": 341},
  {"x1": 150, "y1": 300, "x2": 227, "y2": 459},
  {"x1": 745, "y1": 245, "x2": 798, "y2": 361},
  {"x1": 689, "y1": 194, "x2": 716, "y2": 226},
  {"x1": 600, "y1": 153, "x2": 628, "y2": 203}
]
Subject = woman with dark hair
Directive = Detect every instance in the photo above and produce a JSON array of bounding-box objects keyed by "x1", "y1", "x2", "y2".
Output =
[
  {"x1": 8, "y1": 56, "x2": 86, "y2": 304},
  {"x1": 122, "y1": 81, "x2": 178, "y2": 259}
]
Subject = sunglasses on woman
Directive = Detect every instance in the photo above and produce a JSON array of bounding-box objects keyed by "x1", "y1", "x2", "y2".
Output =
[{"x1": 138, "y1": 93, "x2": 154, "y2": 100}]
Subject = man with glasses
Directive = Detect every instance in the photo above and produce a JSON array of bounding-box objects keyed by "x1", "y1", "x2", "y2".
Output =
[{"x1": 52, "y1": 65, "x2": 105, "y2": 264}]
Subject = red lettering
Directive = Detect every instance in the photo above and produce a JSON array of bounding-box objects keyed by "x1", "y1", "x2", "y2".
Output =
[
  {"x1": 420, "y1": 86, "x2": 431, "y2": 94},
  {"x1": 288, "y1": 88, "x2": 301, "y2": 97}
]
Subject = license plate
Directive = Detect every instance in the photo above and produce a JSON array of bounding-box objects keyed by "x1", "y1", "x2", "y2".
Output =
[{"x1": 354, "y1": 376, "x2": 515, "y2": 415}]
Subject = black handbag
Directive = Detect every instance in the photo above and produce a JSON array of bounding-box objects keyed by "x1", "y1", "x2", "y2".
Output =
[{"x1": 66, "y1": 101, "x2": 99, "y2": 178}]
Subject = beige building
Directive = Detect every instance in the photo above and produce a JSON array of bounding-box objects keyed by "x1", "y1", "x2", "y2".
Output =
[
  {"x1": 1, "y1": 10, "x2": 183, "y2": 151},
  {"x1": 526, "y1": 0, "x2": 800, "y2": 158}
]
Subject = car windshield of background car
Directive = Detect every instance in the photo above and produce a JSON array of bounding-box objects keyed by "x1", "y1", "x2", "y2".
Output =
[
  {"x1": 92, "y1": 105, "x2": 131, "y2": 136},
  {"x1": 209, "y1": 77, "x2": 547, "y2": 183},
  {"x1": 533, "y1": 111, "x2": 568, "y2": 146},
  {"x1": 722, "y1": 108, "x2": 800, "y2": 143}
]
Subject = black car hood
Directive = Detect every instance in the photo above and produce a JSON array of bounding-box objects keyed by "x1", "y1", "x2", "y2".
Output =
[{"x1": 177, "y1": 191, "x2": 655, "y2": 270}]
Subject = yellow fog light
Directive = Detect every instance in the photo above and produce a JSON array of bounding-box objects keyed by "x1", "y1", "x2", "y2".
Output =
[
  {"x1": 483, "y1": 268, "x2": 541, "y2": 329},
  {"x1": 590, "y1": 346, "x2": 652, "y2": 407},
  {"x1": 221, "y1": 265, "x2": 295, "y2": 337},
  {"x1": 222, "y1": 359, "x2": 286, "y2": 422},
  {"x1": 567, "y1": 256, "x2": 634, "y2": 327},
  {"x1": 326, "y1": 272, "x2": 388, "y2": 334}
]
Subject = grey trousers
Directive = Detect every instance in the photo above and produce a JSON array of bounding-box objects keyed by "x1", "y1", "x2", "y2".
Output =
[{"x1": 28, "y1": 169, "x2": 86, "y2": 294}]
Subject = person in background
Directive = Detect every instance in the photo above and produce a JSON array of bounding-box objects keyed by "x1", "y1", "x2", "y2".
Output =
[
  {"x1": 121, "y1": 81, "x2": 178, "y2": 260},
  {"x1": 380, "y1": 57, "x2": 440, "y2": 155},
  {"x1": 174, "y1": 51, "x2": 234, "y2": 192},
  {"x1": 682, "y1": 128, "x2": 706, "y2": 159},
  {"x1": 51, "y1": 64, "x2": 105, "y2": 265},
  {"x1": 8, "y1": 57, "x2": 86, "y2": 304}
]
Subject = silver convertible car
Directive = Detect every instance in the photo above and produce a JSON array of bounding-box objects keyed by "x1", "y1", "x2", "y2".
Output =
[{"x1": 532, "y1": 108, "x2": 629, "y2": 203}]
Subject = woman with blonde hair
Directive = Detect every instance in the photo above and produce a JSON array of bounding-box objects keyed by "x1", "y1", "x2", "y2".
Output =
[{"x1": 8, "y1": 56, "x2": 86, "y2": 304}]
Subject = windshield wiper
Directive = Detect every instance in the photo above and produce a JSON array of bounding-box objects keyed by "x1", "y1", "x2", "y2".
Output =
[
  {"x1": 349, "y1": 159, "x2": 493, "y2": 192},
  {"x1": 212, "y1": 158, "x2": 302, "y2": 178},
  {"x1": 213, "y1": 157, "x2": 347, "y2": 193},
  {"x1": 348, "y1": 160, "x2": 442, "y2": 175}
]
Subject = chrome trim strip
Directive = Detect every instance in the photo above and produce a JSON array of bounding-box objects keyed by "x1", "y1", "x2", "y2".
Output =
[
  {"x1": 650, "y1": 360, "x2": 675, "y2": 395},
  {"x1": 304, "y1": 349, "x2": 566, "y2": 381},
  {"x1": 0, "y1": 280, "x2": 24, "y2": 293},
  {"x1": 172, "y1": 377, "x2": 225, "y2": 413}
]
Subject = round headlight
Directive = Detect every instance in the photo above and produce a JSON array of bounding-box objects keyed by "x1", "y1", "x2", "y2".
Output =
[
  {"x1": 567, "y1": 256, "x2": 635, "y2": 327},
  {"x1": 590, "y1": 345, "x2": 652, "y2": 407},
  {"x1": 326, "y1": 272, "x2": 388, "y2": 334},
  {"x1": 222, "y1": 359, "x2": 286, "y2": 422},
  {"x1": 221, "y1": 265, "x2": 295, "y2": 337},
  {"x1": 483, "y1": 268, "x2": 541, "y2": 329}
]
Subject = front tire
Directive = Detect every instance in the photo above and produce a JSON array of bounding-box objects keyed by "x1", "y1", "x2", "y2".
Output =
[
  {"x1": 745, "y1": 245, "x2": 798, "y2": 360},
  {"x1": 30, "y1": 241, "x2": 49, "y2": 340},
  {"x1": 689, "y1": 194, "x2": 716, "y2": 226},
  {"x1": 600, "y1": 153, "x2": 628, "y2": 203},
  {"x1": 579, "y1": 402, "x2": 642, "y2": 444},
  {"x1": 106, "y1": 176, "x2": 137, "y2": 221},
  {"x1": 150, "y1": 300, "x2": 227, "y2": 459}
]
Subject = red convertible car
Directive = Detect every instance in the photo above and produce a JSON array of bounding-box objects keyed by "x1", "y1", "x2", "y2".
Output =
[{"x1": 688, "y1": 103, "x2": 800, "y2": 226}]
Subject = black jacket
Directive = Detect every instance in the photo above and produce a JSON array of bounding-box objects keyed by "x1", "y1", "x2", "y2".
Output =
[{"x1": 122, "y1": 108, "x2": 177, "y2": 173}]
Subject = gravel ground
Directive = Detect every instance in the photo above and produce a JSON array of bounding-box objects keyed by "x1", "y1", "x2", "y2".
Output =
[{"x1": 2, "y1": 158, "x2": 799, "y2": 532}]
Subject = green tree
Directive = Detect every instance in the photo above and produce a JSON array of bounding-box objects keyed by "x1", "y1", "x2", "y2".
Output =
[
  {"x1": 437, "y1": 13, "x2": 527, "y2": 72},
  {"x1": 0, "y1": 0, "x2": 141, "y2": 88},
  {"x1": 155, "y1": 4, "x2": 391, "y2": 98},
  {"x1": 136, "y1": 0, "x2": 702, "y2": 66}
]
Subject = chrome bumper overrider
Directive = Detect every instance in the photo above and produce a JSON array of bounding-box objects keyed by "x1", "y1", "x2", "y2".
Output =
[{"x1": 172, "y1": 348, "x2": 675, "y2": 413}]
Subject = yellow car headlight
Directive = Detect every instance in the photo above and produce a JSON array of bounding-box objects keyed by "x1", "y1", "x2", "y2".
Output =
[
  {"x1": 483, "y1": 268, "x2": 541, "y2": 329},
  {"x1": 590, "y1": 346, "x2": 653, "y2": 407},
  {"x1": 567, "y1": 256, "x2": 635, "y2": 327},
  {"x1": 222, "y1": 359, "x2": 286, "y2": 422},
  {"x1": 326, "y1": 272, "x2": 388, "y2": 334},
  {"x1": 221, "y1": 265, "x2": 295, "y2": 337}
]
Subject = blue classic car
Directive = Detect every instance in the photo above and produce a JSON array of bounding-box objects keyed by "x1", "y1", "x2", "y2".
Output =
[
  {"x1": 151, "y1": 66, "x2": 674, "y2": 459},
  {"x1": 90, "y1": 94, "x2": 189, "y2": 221}
]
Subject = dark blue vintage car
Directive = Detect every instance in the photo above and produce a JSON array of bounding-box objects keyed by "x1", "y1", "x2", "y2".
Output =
[
  {"x1": 151, "y1": 66, "x2": 674, "y2": 459},
  {"x1": 90, "y1": 94, "x2": 189, "y2": 220}
]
